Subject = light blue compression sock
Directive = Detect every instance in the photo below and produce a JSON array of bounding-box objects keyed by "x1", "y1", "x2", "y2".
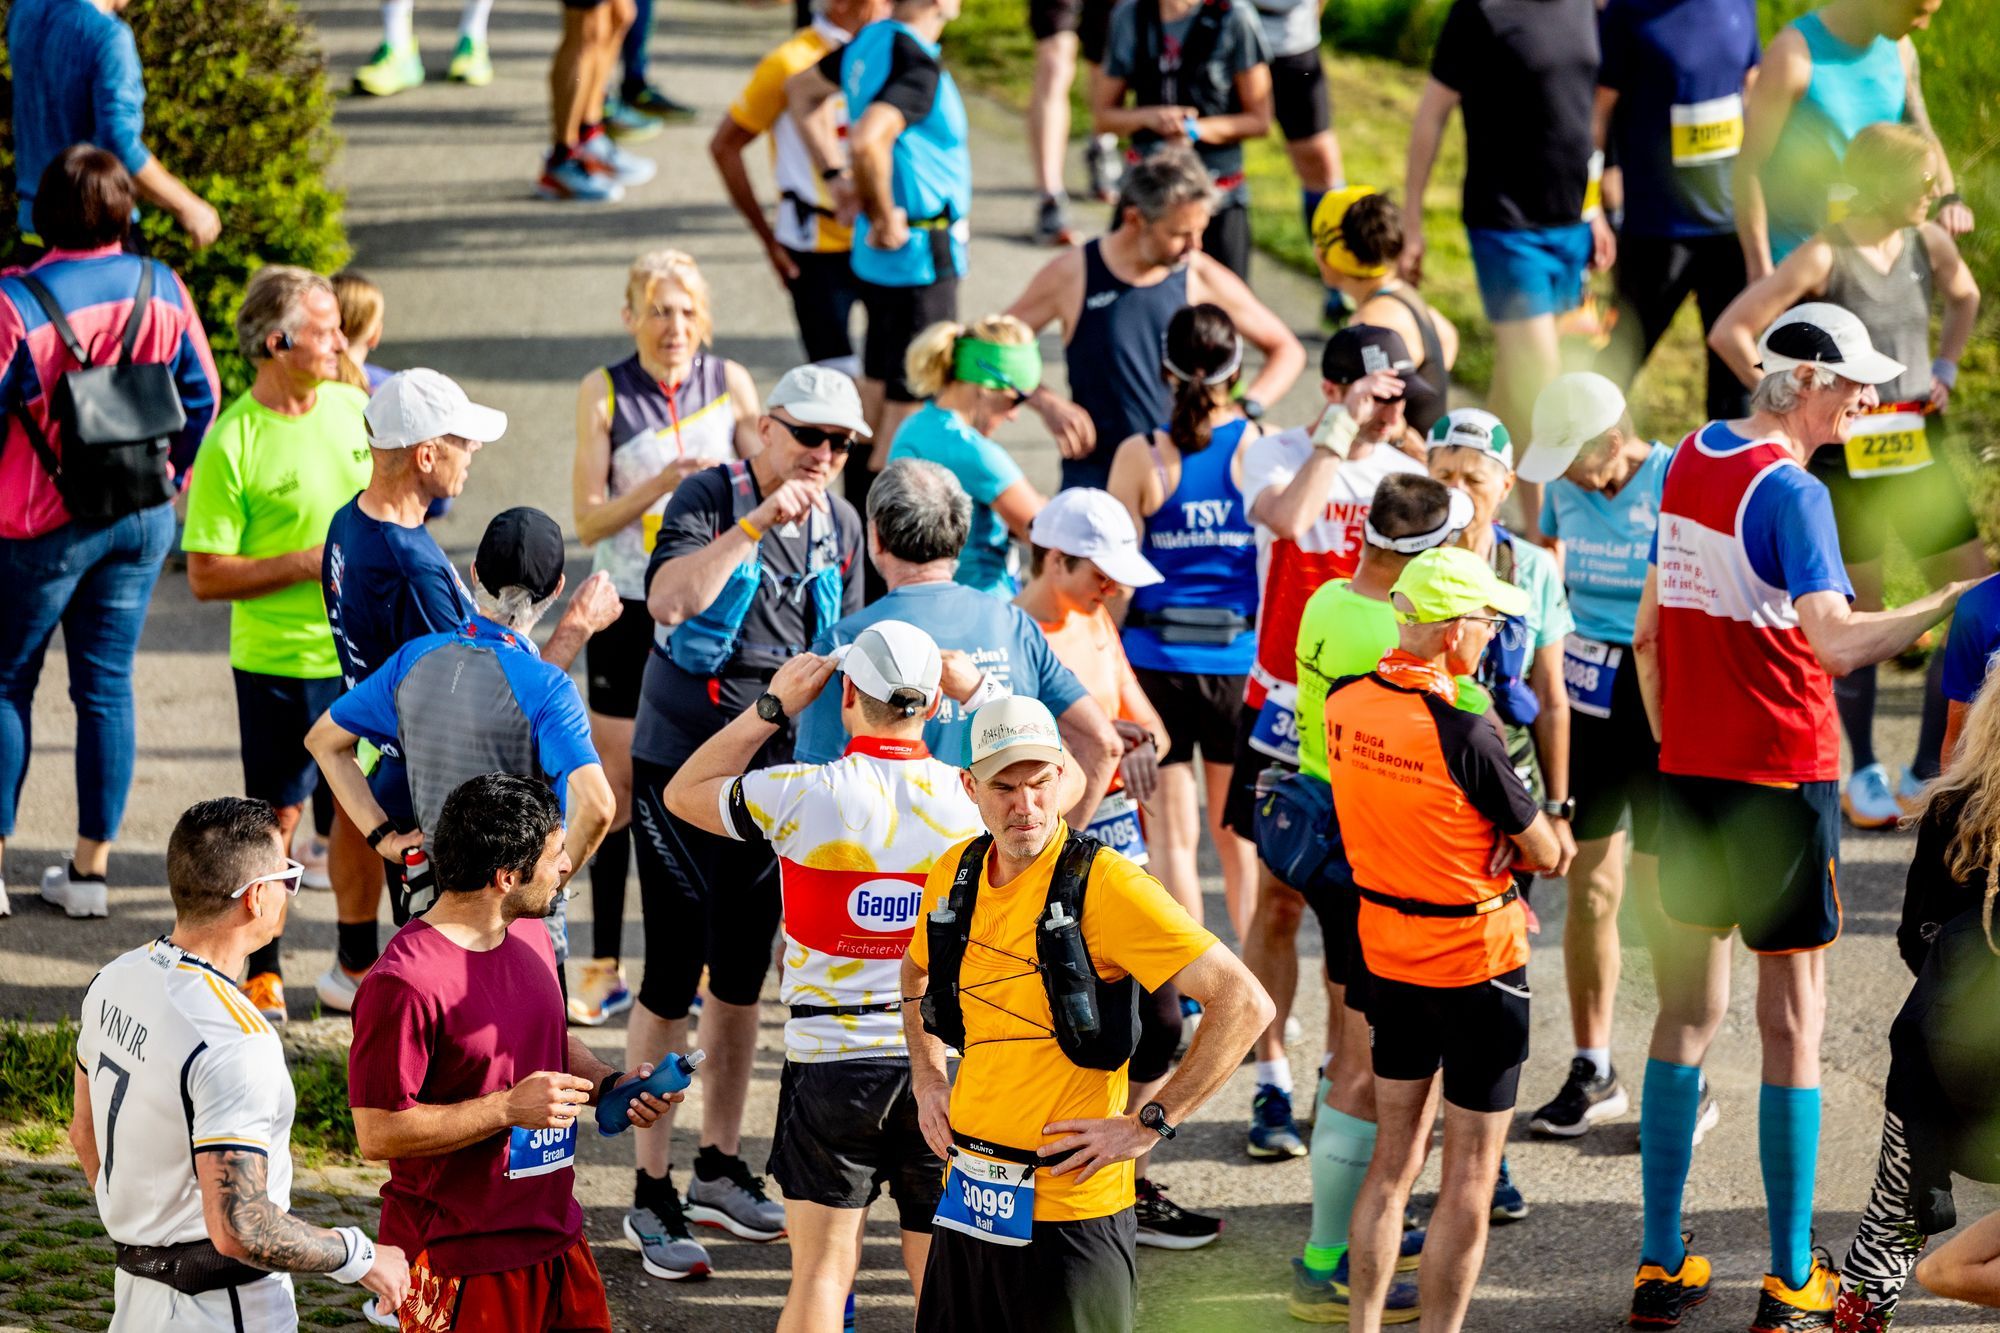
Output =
[
  {"x1": 1760, "y1": 1084, "x2": 1821, "y2": 1289},
  {"x1": 1304, "y1": 1106, "x2": 1376, "y2": 1277},
  {"x1": 1640, "y1": 1058, "x2": 1702, "y2": 1269}
]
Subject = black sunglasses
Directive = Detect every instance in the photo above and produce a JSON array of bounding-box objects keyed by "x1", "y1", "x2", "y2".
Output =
[{"x1": 778, "y1": 419, "x2": 858, "y2": 455}]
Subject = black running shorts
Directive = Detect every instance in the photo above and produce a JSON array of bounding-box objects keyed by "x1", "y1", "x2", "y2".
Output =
[
  {"x1": 768, "y1": 1058, "x2": 943, "y2": 1232},
  {"x1": 1658, "y1": 774, "x2": 1842, "y2": 953},
  {"x1": 1366, "y1": 965, "x2": 1531, "y2": 1113},
  {"x1": 915, "y1": 1209, "x2": 1138, "y2": 1333},
  {"x1": 861, "y1": 276, "x2": 960, "y2": 402},
  {"x1": 1270, "y1": 49, "x2": 1331, "y2": 142},
  {"x1": 1132, "y1": 667, "x2": 1246, "y2": 767},
  {"x1": 1567, "y1": 644, "x2": 1661, "y2": 852},
  {"x1": 584, "y1": 597, "x2": 654, "y2": 719}
]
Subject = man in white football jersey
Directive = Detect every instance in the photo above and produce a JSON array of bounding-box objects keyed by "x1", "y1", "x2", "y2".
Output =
[
  {"x1": 70, "y1": 797, "x2": 408, "y2": 1331},
  {"x1": 666, "y1": 620, "x2": 995, "y2": 1330}
]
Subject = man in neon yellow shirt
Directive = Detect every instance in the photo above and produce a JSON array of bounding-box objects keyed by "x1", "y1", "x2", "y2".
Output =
[
  {"x1": 182, "y1": 265, "x2": 372, "y2": 1023},
  {"x1": 1282, "y1": 472, "x2": 1476, "y2": 1323}
]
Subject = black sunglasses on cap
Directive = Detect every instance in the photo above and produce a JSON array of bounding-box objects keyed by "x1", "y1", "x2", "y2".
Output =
[{"x1": 777, "y1": 419, "x2": 858, "y2": 455}]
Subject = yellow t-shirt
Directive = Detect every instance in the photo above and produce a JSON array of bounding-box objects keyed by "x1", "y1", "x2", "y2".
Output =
[
  {"x1": 910, "y1": 823, "x2": 1217, "y2": 1222},
  {"x1": 729, "y1": 21, "x2": 853, "y2": 254}
]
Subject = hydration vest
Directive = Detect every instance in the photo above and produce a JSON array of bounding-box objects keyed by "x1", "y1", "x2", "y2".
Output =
[
  {"x1": 662, "y1": 459, "x2": 846, "y2": 677},
  {"x1": 1130, "y1": 0, "x2": 1236, "y2": 135},
  {"x1": 920, "y1": 832, "x2": 1142, "y2": 1072},
  {"x1": 1476, "y1": 525, "x2": 1540, "y2": 728}
]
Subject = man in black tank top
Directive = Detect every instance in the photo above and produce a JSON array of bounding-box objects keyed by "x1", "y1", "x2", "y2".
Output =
[{"x1": 1005, "y1": 150, "x2": 1306, "y2": 490}]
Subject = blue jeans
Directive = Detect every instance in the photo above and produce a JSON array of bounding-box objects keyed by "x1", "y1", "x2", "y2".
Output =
[
  {"x1": 620, "y1": 0, "x2": 653, "y2": 90},
  {"x1": 0, "y1": 503, "x2": 176, "y2": 840}
]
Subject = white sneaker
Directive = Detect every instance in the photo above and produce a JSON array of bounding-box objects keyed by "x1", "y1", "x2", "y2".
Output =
[
  {"x1": 0, "y1": 879, "x2": 10, "y2": 917},
  {"x1": 1841, "y1": 762, "x2": 1902, "y2": 829},
  {"x1": 361, "y1": 1296, "x2": 400, "y2": 1327},
  {"x1": 41, "y1": 864, "x2": 108, "y2": 918},
  {"x1": 316, "y1": 964, "x2": 363, "y2": 1013},
  {"x1": 296, "y1": 834, "x2": 331, "y2": 890}
]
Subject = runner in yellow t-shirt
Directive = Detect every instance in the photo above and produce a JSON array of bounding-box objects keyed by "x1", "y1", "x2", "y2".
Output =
[{"x1": 902, "y1": 696, "x2": 1272, "y2": 1332}]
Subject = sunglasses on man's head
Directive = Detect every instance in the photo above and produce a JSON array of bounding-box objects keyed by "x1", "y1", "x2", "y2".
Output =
[
  {"x1": 778, "y1": 420, "x2": 858, "y2": 455},
  {"x1": 230, "y1": 858, "x2": 306, "y2": 900}
]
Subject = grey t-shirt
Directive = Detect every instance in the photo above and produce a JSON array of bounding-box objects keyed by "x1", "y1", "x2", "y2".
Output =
[
  {"x1": 1105, "y1": 0, "x2": 1270, "y2": 193},
  {"x1": 1251, "y1": 0, "x2": 1319, "y2": 59}
]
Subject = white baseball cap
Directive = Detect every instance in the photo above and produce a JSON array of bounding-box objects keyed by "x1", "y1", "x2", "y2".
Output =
[
  {"x1": 1027, "y1": 488, "x2": 1163, "y2": 588},
  {"x1": 1517, "y1": 372, "x2": 1628, "y2": 484},
  {"x1": 1426, "y1": 407, "x2": 1515, "y2": 472},
  {"x1": 967, "y1": 696, "x2": 1065, "y2": 781},
  {"x1": 1757, "y1": 302, "x2": 1906, "y2": 386},
  {"x1": 364, "y1": 368, "x2": 508, "y2": 449},
  {"x1": 765, "y1": 364, "x2": 873, "y2": 438},
  {"x1": 834, "y1": 619, "x2": 942, "y2": 711}
]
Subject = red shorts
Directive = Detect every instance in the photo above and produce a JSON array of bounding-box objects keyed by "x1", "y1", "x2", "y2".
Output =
[{"x1": 399, "y1": 1235, "x2": 612, "y2": 1332}]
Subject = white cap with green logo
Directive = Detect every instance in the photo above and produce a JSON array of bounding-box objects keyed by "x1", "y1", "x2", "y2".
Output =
[{"x1": 1426, "y1": 408, "x2": 1514, "y2": 473}]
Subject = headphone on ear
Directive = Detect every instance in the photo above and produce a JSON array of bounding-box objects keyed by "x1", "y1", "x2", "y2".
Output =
[{"x1": 272, "y1": 331, "x2": 294, "y2": 353}]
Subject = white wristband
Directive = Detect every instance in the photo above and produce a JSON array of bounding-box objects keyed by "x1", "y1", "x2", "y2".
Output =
[
  {"x1": 1311, "y1": 406, "x2": 1359, "y2": 459},
  {"x1": 331, "y1": 1226, "x2": 375, "y2": 1285},
  {"x1": 963, "y1": 670, "x2": 1013, "y2": 711},
  {"x1": 1933, "y1": 357, "x2": 1959, "y2": 391}
]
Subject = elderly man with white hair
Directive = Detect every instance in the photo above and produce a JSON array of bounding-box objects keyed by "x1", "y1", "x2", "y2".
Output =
[{"x1": 1624, "y1": 302, "x2": 1981, "y2": 1331}]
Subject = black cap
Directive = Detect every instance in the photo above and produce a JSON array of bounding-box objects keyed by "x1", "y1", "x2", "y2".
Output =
[
  {"x1": 476, "y1": 507, "x2": 566, "y2": 602},
  {"x1": 1321, "y1": 323, "x2": 1415, "y2": 388}
]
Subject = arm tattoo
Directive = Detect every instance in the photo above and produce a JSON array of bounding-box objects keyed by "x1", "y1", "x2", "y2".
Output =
[{"x1": 213, "y1": 1150, "x2": 349, "y2": 1273}]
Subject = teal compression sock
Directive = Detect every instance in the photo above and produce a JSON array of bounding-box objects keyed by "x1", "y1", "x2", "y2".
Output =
[
  {"x1": 1640, "y1": 1058, "x2": 1701, "y2": 1270},
  {"x1": 1760, "y1": 1084, "x2": 1821, "y2": 1289},
  {"x1": 1303, "y1": 1106, "x2": 1376, "y2": 1277}
]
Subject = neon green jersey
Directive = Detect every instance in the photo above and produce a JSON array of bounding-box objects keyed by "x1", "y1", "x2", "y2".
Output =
[{"x1": 181, "y1": 384, "x2": 372, "y2": 679}]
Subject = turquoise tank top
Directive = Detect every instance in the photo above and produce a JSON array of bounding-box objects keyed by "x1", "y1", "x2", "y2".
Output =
[{"x1": 1764, "y1": 12, "x2": 1906, "y2": 261}]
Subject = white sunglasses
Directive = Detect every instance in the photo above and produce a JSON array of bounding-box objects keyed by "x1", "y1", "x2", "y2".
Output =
[{"x1": 230, "y1": 858, "x2": 306, "y2": 900}]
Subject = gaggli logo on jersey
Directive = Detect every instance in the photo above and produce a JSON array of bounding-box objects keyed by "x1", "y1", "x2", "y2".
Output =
[{"x1": 848, "y1": 879, "x2": 924, "y2": 932}]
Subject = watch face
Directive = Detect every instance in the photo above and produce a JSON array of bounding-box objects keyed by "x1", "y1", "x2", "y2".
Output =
[{"x1": 757, "y1": 694, "x2": 782, "y2": 721}]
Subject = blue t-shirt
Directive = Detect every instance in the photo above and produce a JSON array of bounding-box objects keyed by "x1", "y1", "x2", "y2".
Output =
[
  {"x1": 329, "y1": 617, "x2": 599, "y2": 833},
  {"x1": 1650, "y1": 423, "x2": 1852, "y2": 602},
  {"x1": 1598, "y1": 0, "x2": 1759, "y2": 239},
  {"x1": 888, "y1": 404, "x2": 1026, "y2": 599},
  {"x1": 1941, "y1": 575, "x2": 2000, "y2": 704},
  {"x1": 1539, "y1": 443, "x2": 1670, "y2": 644},
  {"x1": 822, "y1": 20, "x2": 971, "y2": 287},
  {"x1": 793, "y1": 581, "x2": 1088, "y2": 768},
  {"x1": 7, "y1": 0, "x2": 150, "y2": 234},
  {"x1": 324, "y1": 497, "x2": 473, "y2": 688}
]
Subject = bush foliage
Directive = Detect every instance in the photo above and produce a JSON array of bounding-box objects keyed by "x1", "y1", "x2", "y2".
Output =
[{"x1": 0, "y1": 0, "x2": 349, "y2": 398}]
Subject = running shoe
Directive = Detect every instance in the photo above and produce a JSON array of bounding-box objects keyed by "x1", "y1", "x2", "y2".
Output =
[
  {"x1": 1692, "y1": 1077, "x2": 1721, "y2": 1147},
  {"x1": 685, "y1": 1146, "x2": 787, "y2": 1240},
  {"x1": 361, "y1": 1295, "x2": 400, "y2": 1327},
  {"x1": 1034, "y1": 196, "x2": 1078, "y2": 247},
  {"x1": 536, "y1": 152, "x2": 624, "y2": 203},
  {"x1": 1842, "y1": 763, "x2": 1902, "y2": 829},
  {"x1": 354, "y1": 41, "x2": 424, "y2": 97},
  {"x1": 446, "y1": 35, "x2": 492, "y2": 86},
  {"x1": 315, "y1": 965, "x2": 362, "y2": 1014},
  {"x1": 1086, "y1": 132, "x2": 1124, "y2": 203},
  {"x1": 0, "y1": 879, "x2": 10, "y2": 918},
  {"x1": 1831, "y1": 1289, "x2": 1891, "y2": 1333},
  {"x1": 1530, "y1": 1056, "x2": 1631, "y2": 1137},
  {"x1": 40, "y1": 863, "x2": 108, "y2": 918},
  {"x1": 296, "y1": 834, "x2": 331, "y2": 890},
  {"x1": 1248, "y1": 1084, "x2": 1309, "y2": 1160},
  {"x1": 1750, "y1": 1251, "x2": 1840, "y2": 1331},
  {"x1": 603, "y1": 96, "x2": 665, "y2": 143},
  {"x1": 241, "y1": 972, "x2": 287, "y2": 1024},
  {"x1": 1287, "y1": 1254, "x2": 1421, "y2": 1325},
  {"x1": 1629, "y1": 1244, "x2": 1711, "y2": 1328},
  {"x1": 1491, "y1": 1156, "x2": 1527, "y2": 1223},
  {"x1": 1895, "y1": 765, "x2": 1927, "y2": 818},
  {"x1": 1135, "y1": 1177, "x2": 1222, "y2": 1249},
  {"x1": 623, "y1": 83, "x2": 699, "y2": 121},
  {"x1": 569, "y1": 957, "x2": 634, "y2": 1026},
  {"x1": 625, "y1": 1186, "x2": 712, "y2": 1280},
  {"x1": 576, "y1": 128, "x2": 657, "y2": 187}
]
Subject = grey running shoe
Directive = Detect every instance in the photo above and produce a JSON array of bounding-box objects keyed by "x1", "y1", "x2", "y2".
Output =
[
  {"x1": 1086, "y1": 133, "x2": 1124, "y2": 202},
  {"x1": 1034, "y1": 196, "x2": 1077, "y2": 247},
  {"x1": 685, "y1": 1146, "x2": 787, "y2": 1241},
  {"x1": 624, "y1": 1187, "x2": 711, "y2": 1281}
]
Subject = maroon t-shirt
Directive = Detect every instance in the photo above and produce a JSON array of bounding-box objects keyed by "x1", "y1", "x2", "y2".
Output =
[{"x1": 348, "y1": 917, "x2": 581, "y2": 1277}]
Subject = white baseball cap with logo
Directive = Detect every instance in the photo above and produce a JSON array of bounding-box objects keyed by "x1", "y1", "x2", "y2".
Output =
[
  {"x1": 1757, "y1": 302, "x2": 1906, "y2": 386},
  {"x1": 765, "y1": 364, "x2": 874, "y2": 438},
  {"x1": 1426, "y1": 407, "x2": 1515, "y2": 472},
  {"x1": 967, "y1": 696, "x2": 1065, "y2": 781},
  {"x1": 1027, "y1": 488, "x2": 1164, "y2": 588},
  {"x1": 833, "y1": 619, "x2": 942, "y2": 712},
  {"x1": 364, "y1": 368, "x2": 509, "y2": 449},
  {"x1": 1517, "y1": 372, "x2": 1628, "y2": 484}
]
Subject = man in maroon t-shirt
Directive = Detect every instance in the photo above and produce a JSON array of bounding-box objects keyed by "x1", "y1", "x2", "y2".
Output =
[{"x1": 349, "y1": 774, "x2": 682, "y2": 1329}]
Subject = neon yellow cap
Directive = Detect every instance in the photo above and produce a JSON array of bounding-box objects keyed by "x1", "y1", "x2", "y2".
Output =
[{"x1": 1389, "y1": 546, "x2": 1529, "y2": 624}]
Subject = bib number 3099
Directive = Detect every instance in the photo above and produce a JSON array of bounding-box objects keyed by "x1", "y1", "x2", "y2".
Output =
[{"x1": 932, "y1": 1148, "x2": 1036, "y2": 1247}]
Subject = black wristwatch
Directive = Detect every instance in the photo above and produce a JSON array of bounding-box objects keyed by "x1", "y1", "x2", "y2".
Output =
[
  {"x1": 364, "y1": 818, "x2": 399, "y2": 849},
  {"x1": 1540, "y1": 797, "x2": 1576, "y2": 821},
  {"x1": 1137, "y1": 1101, "x2": 1177, "y2": 1141},
  {"x1": 821, "y1": 165, "x2": 846, "y2": 181},
  {"x1": 1241, "y1": 397, "x2": 1266, "y2": 422},
  {"x1": 755, "y1": 692, "x2": 788, "y2": 724}
]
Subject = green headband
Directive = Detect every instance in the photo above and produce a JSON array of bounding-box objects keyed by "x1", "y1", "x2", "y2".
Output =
[{"x1": 954, "y1": 337, "x2": 1042, "y2": 395}]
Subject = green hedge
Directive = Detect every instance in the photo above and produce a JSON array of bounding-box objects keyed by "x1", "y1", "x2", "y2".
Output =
[{"x1": 0, "y1": 0, "x2": 349, "y2": 399}]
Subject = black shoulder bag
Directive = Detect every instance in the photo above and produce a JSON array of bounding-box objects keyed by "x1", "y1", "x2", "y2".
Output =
[{"x1": 8, "y1": 263, "x2": 184, "y2": 523}]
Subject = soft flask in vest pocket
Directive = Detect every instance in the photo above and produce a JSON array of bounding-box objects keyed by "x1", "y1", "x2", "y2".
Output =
[{"x1": 667, "y1": 560, "x2": 762, "y2": 676}]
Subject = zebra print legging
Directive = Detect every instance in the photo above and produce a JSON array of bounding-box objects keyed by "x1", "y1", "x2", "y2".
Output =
[{"x1": 1843, "y1": 1110, "x2": 1931, "y2": 1315}]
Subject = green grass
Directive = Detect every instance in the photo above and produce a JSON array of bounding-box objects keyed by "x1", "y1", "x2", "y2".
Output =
[{"x1": 0, "y1": 1023, "x2": 76, "y2": 1126}]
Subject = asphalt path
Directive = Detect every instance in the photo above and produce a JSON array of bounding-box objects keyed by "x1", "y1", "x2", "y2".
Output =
[{"x1": 2, "y1": 0, "x2": 1994, "y2": 1328}]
